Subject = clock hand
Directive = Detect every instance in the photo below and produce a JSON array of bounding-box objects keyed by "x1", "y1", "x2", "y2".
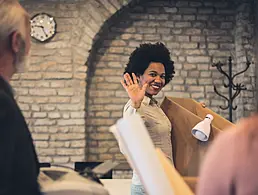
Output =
[
  {"x1": 32, "y1": 25, "x2": 47, "y2": 37},
  {"x1": 32, "y1": 24, "x2": 44, "y2": 28}
]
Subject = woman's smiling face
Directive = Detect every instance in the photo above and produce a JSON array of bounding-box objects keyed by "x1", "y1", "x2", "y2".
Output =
[{"x1": 138, "y1": 62, "x2": 165, "y2": 97}]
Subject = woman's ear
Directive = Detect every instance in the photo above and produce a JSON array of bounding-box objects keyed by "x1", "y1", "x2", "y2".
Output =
[{"x1": 10, "y1": 31, "x2": 22, "y2": 53}]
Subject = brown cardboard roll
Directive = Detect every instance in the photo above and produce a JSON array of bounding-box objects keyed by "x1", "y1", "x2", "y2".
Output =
[{"x1": 161, "y1": 97, "x2": 235, "y2": 177}]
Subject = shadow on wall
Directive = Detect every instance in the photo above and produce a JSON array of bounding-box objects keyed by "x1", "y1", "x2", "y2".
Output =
[{"x1": 84, "y1": 0, "x2": 151, "y2": 162}]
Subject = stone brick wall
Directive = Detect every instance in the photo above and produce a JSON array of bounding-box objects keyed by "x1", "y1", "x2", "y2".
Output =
[
  {"x1": 234, "y1": 1, "x2": 256, "y2": 119},
  {"x1": 16, "y1": 0, "x2": 132, "y2": 166},
  {"x1": 86, "y1": 0, "x2": 256, "y2": 161},
  {"x1": 15, "y1": 0, "x2": 256, "y2": 165}
]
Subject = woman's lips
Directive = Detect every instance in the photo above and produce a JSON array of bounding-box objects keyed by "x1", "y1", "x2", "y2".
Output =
[{"x1": 150, "y1": 84, "x2": 161, "y2": 90}]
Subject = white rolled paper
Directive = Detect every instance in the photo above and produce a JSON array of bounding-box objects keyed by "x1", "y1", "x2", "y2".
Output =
[{"x1": 110, "y1": 114, "x2": 174, "y2": 195}]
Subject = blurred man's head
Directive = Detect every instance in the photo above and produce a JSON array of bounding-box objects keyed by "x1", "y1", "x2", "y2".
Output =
[{"x1": 0, "y1": 0, "x2": 31, "y2": 80}]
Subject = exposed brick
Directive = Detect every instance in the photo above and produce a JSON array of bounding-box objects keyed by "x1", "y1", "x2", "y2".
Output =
[
  {"x1": 209, "y1": 50, "x2": 231, "y2": 57},
  {"x1": 201, "y1": 71, "x2": 212, "y2": 77},
  {"x1": 171, "y1": 15, "x2": 182, "y2": 20},
  {"x1": 163, "y1": 7, "x2": 177, "y2": 13},
  {"x1": 157, "y1": 28, "x2": 170, "y2": 34},
  {"x1": 187, "y1": 56, "x2": 211, "y2": 63},
  {"x1": 44, "y1": 73, "x2": 73, "y2": 79},
  {"x1": 57, "y1": 89, "x2": 74, "y2": 96},
  {"x1": 189, "y1": 2, "x2": 202, "y2": 7},
  {"x1": 34, "y1": 97, "x2": 48, "y2": 104},
  {"x1": 181, "y1": 43, "x2": 198, "y2": 49},
  {"x1": 203, "y1": 29, "x2": 228, "y2": 36},
  {"x1": 29, "y1": 89, "x2": 57, "y2": 96},
  {"x1": 56, "y1": 148, "x2": 84, "y2": 155},
  {"x1": 96, "y1": 111, "x2": 110, "y2": 118},
  {"x1": 217, "y1": 9, "x2": 235, "y2": 15},
  {"x1": 149, "y1": 14, "x2": 169, "y2": 20},
  {"x1": 33, "y1": 112, "x2": 47, "y2": 118},
  {"x1": 34, "y1": 119, "x2": 56, "y2": 126},
  {"x1": 183, "y1": 15, "x2": 196, "y2": 20},
  {"x1": 197, "y1": 15, "x2": 210, "y2": 20},
  {"x1": 220, "y1": 43, "x2": 235, "y2": 49},
  {"x1": 18, "y1": 103, "x2": 30, "y2": 111},
  {"x1": 57, "y1": 104, "x2": 82, "y2": 111},
  {"x1": 175, "y1": 22, "x2": 191, "y2": 28},
  {"x1": 221, "y1": 22, "x2": 233, "y2": 29},
  {"x1": 186, "y1": 78, "x2": 197, "y2": 85},
  {"x1": 193, "y1": 22, "x2": 206, "y2": 28},
  {"x1": 179, "y1": 8, "x2": 197, "y2": 14},
  {"x1": 41, "y1": 105, "x2": 56, "y2": 112},
  {"x1": 18, "y1": 96, "x2": 34, "y2": 104},
  {"x1": 49, "y1": 141, "x2": 69, "y2": 148},
  {"x1": 48, "y1": 112, "x2": 61, "y2": 119},
  {"x1": 176, "y1": 35, "x2": 190, "y2": 42},
  {"x1": 57, "y1": 119, "x2": 85, "y2": 126},
  {"x1": 198, "y1": 8, "x2": 214, "y2": 14},
  {"x1": 49, "y1": 97, "x2": 70, "y2": 103},
  {"x1": 136, "y1": 27, "x2": 156, "y2": 34},
  {"x1": 198, "y1": 78, "x2": 213, "y2": 85},
  {"x1": 51, "y1": 133, "x2": 85, "y2": 141},
  {"x1": 144, "y1": 34, "x2": 161, "y2": 41},
  {"x1": 111, "y1": 111, "x2": 122, "y2": 118},
  {"x1": 171, "y1": 29, "x2": 183, "y2": 34},
  {"x1": 208, "y1": 43, "x2": 219, "y2": 49},
  {"x1": 32, "y1": 134, "x2": 50, "y2": 141},
  {"x1": 35, "y1": 141, "x2": 49, "y2": 148},
  {"x1": 189, "y1": 70, "x2": 200, "y2": 77},
  {"x1": 164, "y1": 91, "x2": 190, "y2": 98},
  {"x1": 20, "y1": 73, "x2": 42, "y2": 80},
  {"x1": 187, "y1": 86, "x2": 204, "y2": 92},
  {"x1": 183, "y1": 64, "x2": 197, "y2": 70},
  {"x1": 184, "y1": 49, "x2": 206, "y2": 55},
  {"x1": 37, "y1": 148, "x2": 56, "y2": 156},
  {"x1": 35, "y1": 82, "x2": 50, "y2": 88}
]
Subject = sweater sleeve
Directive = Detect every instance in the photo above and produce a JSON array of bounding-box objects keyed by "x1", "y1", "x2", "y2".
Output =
[
  {"x1": 118, "y1": 100, "x2": 146, "y2": 155},
  {"x1": 196, "y1": 130, "x2": 236, "y2": 195},
  {"x1": 0, "y1": 92, "x2": 16, "y2": 195}
]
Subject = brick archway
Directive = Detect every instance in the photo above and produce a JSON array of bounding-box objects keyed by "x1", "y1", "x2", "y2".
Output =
[{"x1": 17, "y1": 0, "x2": 256, "y2": 166}]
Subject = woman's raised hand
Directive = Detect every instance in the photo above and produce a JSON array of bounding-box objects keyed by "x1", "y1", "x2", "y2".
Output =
[{"x1": 120, "y1": 73, "x2": 148, "y2": 108}]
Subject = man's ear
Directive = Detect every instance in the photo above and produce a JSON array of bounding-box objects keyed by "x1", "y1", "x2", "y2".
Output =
[{"x1": 11, "y1": 31, "x2": 22, "y2": 53}]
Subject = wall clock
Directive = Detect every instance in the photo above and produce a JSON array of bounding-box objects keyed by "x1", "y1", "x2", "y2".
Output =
[{"x1": 30, "y1": 13, "x2": 57, "y2": 42}]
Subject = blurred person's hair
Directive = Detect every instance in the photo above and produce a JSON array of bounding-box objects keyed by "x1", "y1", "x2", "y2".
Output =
[{"x1": 0, "y1": 0, "x2": 29, "y2": 44}]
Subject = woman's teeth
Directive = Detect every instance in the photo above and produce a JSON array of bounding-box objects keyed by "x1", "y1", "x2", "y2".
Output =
[{"x1": 151, "y1": 85, "x2": 160, "y2": 89}]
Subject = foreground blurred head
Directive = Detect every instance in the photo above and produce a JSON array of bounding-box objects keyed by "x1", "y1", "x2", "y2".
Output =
[{"x1": 0, "y1": 0, "x2": 31, "y2": 80}]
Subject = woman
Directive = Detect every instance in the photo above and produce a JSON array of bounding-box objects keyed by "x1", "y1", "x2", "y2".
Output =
[{"x1": 120, "y1": 42, "x2": 175, "y2": 195}]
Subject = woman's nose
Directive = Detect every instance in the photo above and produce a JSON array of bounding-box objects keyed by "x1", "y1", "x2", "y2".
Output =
[{"x1": 154, "y1": 76, "x2": 162, "y2": 82}]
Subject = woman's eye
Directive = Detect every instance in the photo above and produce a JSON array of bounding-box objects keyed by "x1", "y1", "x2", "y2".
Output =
[
  {"x1": 149, "y1": 73, "x2": 157, "y2": 77},
  {"x1": 161, "y1": 75, "x2": 166, "y2": 79}
]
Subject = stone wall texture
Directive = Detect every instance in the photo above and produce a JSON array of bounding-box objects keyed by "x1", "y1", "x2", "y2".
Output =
[{"x1": 16, "y1": 0, "x2": 256, "y2": 165}]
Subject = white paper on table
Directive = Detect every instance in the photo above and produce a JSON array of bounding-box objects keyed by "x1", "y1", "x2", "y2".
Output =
[{"x1": 109, "y1": 114, "x2": 174, "y2": 195}]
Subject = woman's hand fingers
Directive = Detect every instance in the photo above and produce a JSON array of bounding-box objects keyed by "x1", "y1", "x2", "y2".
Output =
[
  {"x1": 132, "y1": 73, "x2": 138, "y2": 84},
  {"x1": 124, "y1": 73, "x2": 133, "y2": 86},
  {"x1": 120, "y1": 80, "x2": 127, "y2": 90}
]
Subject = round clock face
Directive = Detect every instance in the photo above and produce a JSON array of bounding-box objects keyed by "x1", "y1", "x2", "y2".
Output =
[{"x1": 31, "y1": 13, "x2": 56, "y2": 42}]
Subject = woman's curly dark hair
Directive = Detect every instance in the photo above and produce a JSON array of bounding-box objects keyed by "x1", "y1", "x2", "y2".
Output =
[{"x1": 124, "y1": 42, "x2": 175, "y2": 85}]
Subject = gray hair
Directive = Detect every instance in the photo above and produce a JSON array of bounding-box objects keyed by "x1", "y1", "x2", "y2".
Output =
[{"x1": 0, "y1": 0, "x2": 29, "y2": 42}]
